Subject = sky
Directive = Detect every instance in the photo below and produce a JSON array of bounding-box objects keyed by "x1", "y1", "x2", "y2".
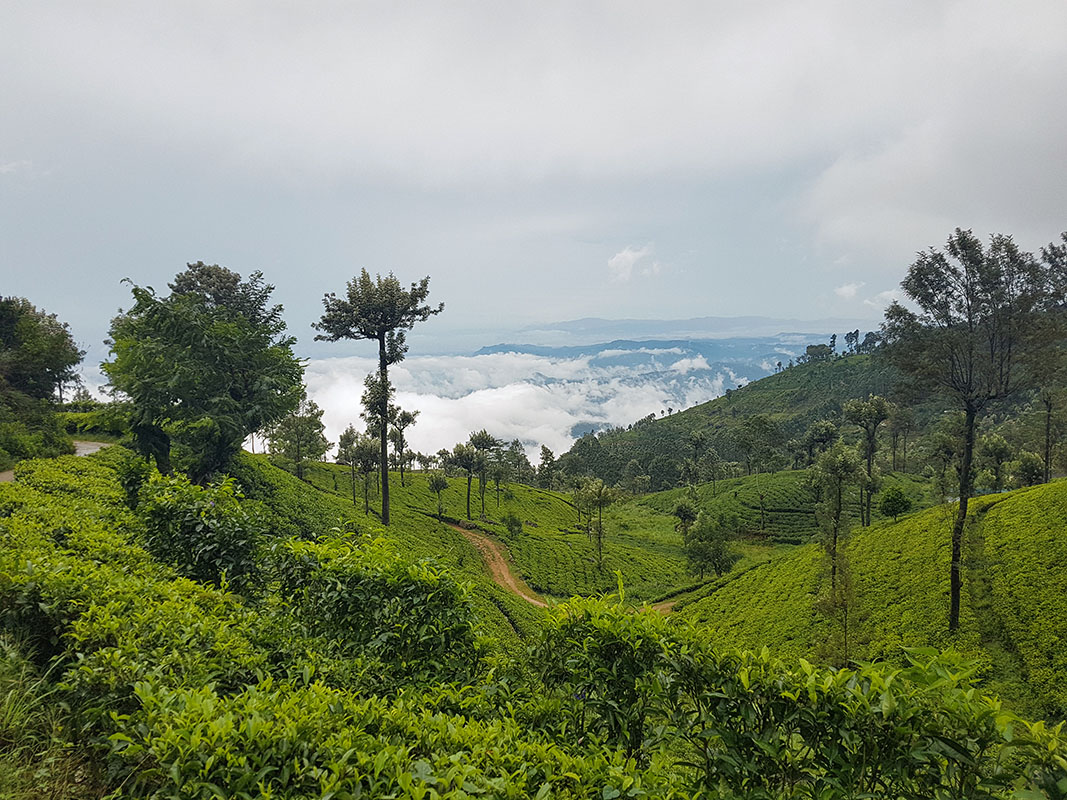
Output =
[{"x1": 3, "y1": 1, "x2": 1066, "y2": 455}]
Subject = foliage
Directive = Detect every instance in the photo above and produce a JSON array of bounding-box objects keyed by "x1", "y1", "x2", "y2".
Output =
[
  {"x1": 878, "y1": 485, "x2": 913, "y2": 519},
  {"x1": 0, "y1": 295, "x2": 84, "y2": 401},
  {"x1": 314, "y1": 269, "x2": 443, "y2": 526},
  {"x1": 266, "y1": 392, "x2": 330, "y2": 480},
  {"x1": 273, "y1": 533, "x2": 480, "y2": 683},
  {"x1": 139, "y1": 473, "x2": 266, "y2": 594},
  {"x1": 103, "y1": 264, "x2": 303, "y2": 481},
  {"x1": 883, "y1": 228, "x2": 1067, "y2": 631},
  {"x1": 683, "y1": 510, "x2": 738, "y2": 580}
]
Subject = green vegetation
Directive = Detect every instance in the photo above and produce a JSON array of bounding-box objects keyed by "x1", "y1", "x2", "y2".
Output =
[
  {"x1": 677, "y1": 479, "x2": 1067, "y2": 720},
  {"x1": 0, "y1": 296, "x2": 82, "y2": 469},
  {"x1": 0, "y1": 453, "x2": 1063, "y2": 797}
]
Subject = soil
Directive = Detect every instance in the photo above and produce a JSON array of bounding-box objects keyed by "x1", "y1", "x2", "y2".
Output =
[{"x1": 445, "y1": 521, "x2": 548, "y2": 608}]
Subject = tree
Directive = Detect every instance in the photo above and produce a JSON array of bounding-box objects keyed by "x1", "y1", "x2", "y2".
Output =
[
  {"x1": 314, "y1": 270, "x2": 443, "y2": 525},
  {"x1": 336, "y1": 424, "x2": 361, "y2": 507},
  {"x1": 428, "y1": 473, "x2": 449, "y2": 520},
  {"x1": 878, "y1": 486, "x2": 913, "y2": 521},
  {"x1": 447, "y1": 443, "x2": 480, "y2": 520},
  {"x1": 537, "y1": 445, "x2": 557, "y2": 488},
  {"x1": 0, "y1": 296, "x2": 84, "y2": 401},
  {"x1": 843, "y1": 395, "x2": 892, "y2": 526},
  {"x1": 979, "y1": 434, "x2": 1013, "y2": 491},
  {"x1": 673, "y1": 500, "x2": 698, "y2": 540},
  {"x1": 883, "y1": 228, "x2": 1064, "y2": 631},
  {"x1": 104, "y1": 265, "x2": 303, "y2": 481},
  {"x1": 1015, "y1": 451, "x2": 1045, "y2": 487},
  {"x1": 802, "y1": 419, "x2": 839, "y2": 465},
  {"x1": 267, "y1": 393, "x2": 330, "y2": 480},
  {"x1": 888, "y1": 406, "x2": 915, "y2": 472},
  {"x1": 577, "y1": 477, "x2": 618, "y2": 569},
  {"x1": 684, "y1": 511, "x2": 739, "y2": 580},
  {"x1": 468, "y1": 429, "x2": 500, "y2": 518},
  {"x1": 811, "y1": 443, "x2": 864, "y2": 664},
  {"x1": 502, "y1": 439, "x2": 536, "y2": 485},
  {"x1": 389, "y1": 408, "x2": 419, "y2": 487}
]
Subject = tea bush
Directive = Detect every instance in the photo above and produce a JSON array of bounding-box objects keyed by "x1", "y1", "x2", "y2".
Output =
[{"x1": 139, "y1": 473, "x2": 265, "y2": 595}]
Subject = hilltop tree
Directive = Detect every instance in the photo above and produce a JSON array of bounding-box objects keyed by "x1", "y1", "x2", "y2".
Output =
[
  {"x1": 802, "y1": 419, "x2": 839, "y2": 465},
  {"x1": 502, "y1": 439, "x2": 536, "y2": 485},
  {"x1": 577, "y1": 477, "x2": 618, "y2": 569},
  {"x1": 843, "y1": 395, "x2": 892, "y2": 526},
  {"x1": 267, "y1": 393, "x2": 330, "y2": 480},
  {"x1": 537, "y1": 445, "x2": 557, "y2": 488},
  {"x1": 883, "y1": 228, "x2": 1065, "y2": 631},
  {"x1": 104, "y1": 264, "x2": 303, "y2": 481},
  {"x1": 428, "y1": 473, "x2": 449, "y2": 520},
  {"x1": 314, "y1": 270, "x2": 443, "y2": 525}
]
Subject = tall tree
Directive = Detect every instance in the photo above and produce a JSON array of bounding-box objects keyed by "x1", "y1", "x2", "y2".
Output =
[
  {"x1": 428, "y1": 472, "x2": 449, "y2": 520},
  {"x1": 447, "y1": 442, "x2": 480, "y2": 520},
  {"x1": 0, "y1": 296, "x2": 84, "y2": 401},
  {"x1": 314, "y1": 270, "x2": 443, "y2": 525},
  {"x1": 104, "y1": 265, "x2": 303, "y2": 481},
  {"x1": 843, "y1": 395, "x2": 892, "y2": 526},
  {"x1": 468, "y1": 429, "x2": 500, "y2": 518},
  {"x1": 577, "y1": 477, "x2": 618, "y2": 569},
  {"x1": 336, "y1": 424, "x2": 361, "y2": 507},
  {"x1": 267, "y1": 393, "x2": 330, "y2": 480},
  {"x1": 883, "y1": 228, "x2": 1064, "y2": 631}
]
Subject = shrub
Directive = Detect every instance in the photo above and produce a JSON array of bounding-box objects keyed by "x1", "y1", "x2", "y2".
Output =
[
  {"x1": 878, "y1": 485, "x2": 913, "y2": 520},
  {"x1": 139, "y1": 473, "x2": 264, "y2": 594}
]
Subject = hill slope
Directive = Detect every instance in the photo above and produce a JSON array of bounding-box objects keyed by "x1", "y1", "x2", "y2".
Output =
[{"x1": 675, "y1": 481, "x2": 1067, "y2": 719}]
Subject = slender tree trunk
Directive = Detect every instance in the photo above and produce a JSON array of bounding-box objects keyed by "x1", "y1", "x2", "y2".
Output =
[
  {"x1": 466, "y1": 473, "x2": 472, "y2": 519},
  {"x1": 349, "y1": 461, "x2": 357, "y2": 507},
  {"x1": 830, "y1": 483, "x2": 841, "y2": 592},
  {"x1": 902, "y1": 431, "x2": 908, "y2": 473},
  {"x1": 363, "y1": 474, "x2": 370, "y2": 515},
  {"x1": 1044, "y1": 392, "x2": 1054, "y2": 484},
  {"x1": 949, "y1": 406, "x2": 978, "y2": 633},
  {"x1": 891, "y1": 432, "x2": 898, "y2": 472},
  {"x1": 378, "y1": 335, "x2": 391, "y2": 526}
]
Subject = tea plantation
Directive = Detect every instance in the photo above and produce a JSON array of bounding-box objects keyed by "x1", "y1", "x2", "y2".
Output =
[{"x1": 0, "y1": 450, "x2": 1064, "y2": 797}]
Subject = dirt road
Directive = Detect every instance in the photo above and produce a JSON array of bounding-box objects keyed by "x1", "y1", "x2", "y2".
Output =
[{"x1": 446, "y1": 521, "x2": 548, "y2": 608}]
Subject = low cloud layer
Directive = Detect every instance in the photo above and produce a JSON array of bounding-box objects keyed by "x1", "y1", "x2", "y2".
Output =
[{"x1": 304, "y1": 346, "x2": 750, "y2": 460}]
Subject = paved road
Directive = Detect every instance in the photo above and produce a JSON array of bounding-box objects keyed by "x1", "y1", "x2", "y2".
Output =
[{"x1": 0, "y1": 440, "x2": 111, "y2": 483}]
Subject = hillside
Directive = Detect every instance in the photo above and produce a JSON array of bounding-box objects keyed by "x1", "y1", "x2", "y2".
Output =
[
  {"x1": 675, "y1": 480, "x2": 1067, "y2": 719},
  {"x1": 1, "y1": 449, "x2": 1063, "y2": 798}
]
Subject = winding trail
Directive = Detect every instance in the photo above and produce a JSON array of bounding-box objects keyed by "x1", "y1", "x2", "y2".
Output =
[
  {"x1": 445, "y1": 521, "x2": 548, "y2": 608},
  {"x1": 0, "y1": 440, "x2": 111, "y2": 483}
]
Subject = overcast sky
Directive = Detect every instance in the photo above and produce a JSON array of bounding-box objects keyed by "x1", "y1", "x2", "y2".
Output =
[{"x1": 3, "y1": 0, "x2": 1066, "y2": 366}]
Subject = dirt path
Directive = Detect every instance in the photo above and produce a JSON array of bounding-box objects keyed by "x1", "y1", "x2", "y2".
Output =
[
  {"x1": 651, "y1": 598, "x2": 678, "y2": 614},
  {"x1": 0, "y1": 440, "x2": 111, "y2": 483},
  {"x1": 446, "y1": 522, "x2": 548, "y2": 608}
]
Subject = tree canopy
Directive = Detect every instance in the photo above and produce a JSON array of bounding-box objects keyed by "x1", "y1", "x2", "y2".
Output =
[
  {"x1": 314, "y1": 270, "x2": 443, "y2": 525},
  {"x1": 104, "y1": 264, "x2": 303, "y2": 482}
]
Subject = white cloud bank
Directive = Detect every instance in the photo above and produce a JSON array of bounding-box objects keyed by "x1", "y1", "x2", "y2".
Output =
[{"x1": 303, "y1": 349, "x2": 735, "y2": 460}]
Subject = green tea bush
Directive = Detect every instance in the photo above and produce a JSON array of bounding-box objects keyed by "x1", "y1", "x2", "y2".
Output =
[
  {"x1": 139, "y1": 473, "x2": 265, "y2": 595},
  {"x1": 273, "y1": 534, "x2": 481, "y2": 683}
]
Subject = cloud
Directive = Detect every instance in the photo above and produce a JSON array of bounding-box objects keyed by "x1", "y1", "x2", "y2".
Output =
[
  {"x1": 303, "y1": 350, "x2": 742, "y2": 460},
  {"x1": 834, "y1": 282, "x2": 864, "y2": 299},
  {"x1": 863, "y1": 289, "x2": 901, "y2": 310},
  {"x1": 608, "y1": 245, "x2": 657, "y2": 282},
  {"x1": 0, "y1": 160, "x2": 32, "y2": 175}
]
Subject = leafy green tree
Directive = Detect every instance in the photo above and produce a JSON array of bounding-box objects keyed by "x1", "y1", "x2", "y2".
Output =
[
  {"x1": 673, "y1": 500, "x2": 698, "y2": 541},
  {"x1": 104, "y1": 265, "x2": 303, "y2": 482},
  {"x1": 488, "y1": 454, "x2": 510, "y2": 508},
  {"x1": 888, "y1": 405, "x2": 915, "y2": 472},
  {"x1": 843, "y1": 395, "x2": 892, "y2": 526},
  {"x1": 537, "y1": 445, "x2": 557, "y2": 488},
  {"x1": 577, "y1": 477, "x2": 618, "y2": 569},
  {"x1": 314, "y1": 270, "x2": 443, "y2": 525},
  {"x1": 811, "y1": 442, "x2": 864, "y2": 664},
  {"x1": 502, "y1": 439, "x2": 536, "y2": 485},
  {"x1": 684, "y1": 511, "x2": 739, "y2": 580},
  {"x1": 447, "y1": 442, "x2": 480, "y2": 520},
  {"x1": 388, "y1": 408, "x2": 418, "y2": 487},
  {"x1": 0, "y1": 296, "x2": 84, "y2": 401},
  {"x1": 468, "y1": 429, "x2": 500, "y2": 518},
  {"x1": 979, "y1": 434, "x2": 1013, "y2": 491},
  {"x1": 428, "y1": 473, "x2": 449, "y2": 520},
  {"x1": 1016, "y1": 451, "x2": 1045, "y2": 487},
  {"x1": 802, "y1": 419, "x2": 839, "y2": 465},
  {"x1": 336, "y1": 424, "x2": 361, "y2": 507},
  {"x1": 879, "y1": 486, "x2": 913, "y2": 521},
  {"x1": 883, "y1": 228, "x2": 1064, "y2": 631},
  {"x1": 267, "y1": 394, "x2": 330, "y2": 480}
]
